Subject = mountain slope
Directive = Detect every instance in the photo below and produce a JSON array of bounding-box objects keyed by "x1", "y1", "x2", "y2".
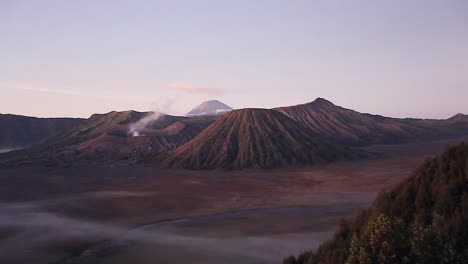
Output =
[
  {"x1": 286, "y1": 142, "x2": 468, "y2": 264},
  {"x1": 158, "y1": 108, "x2": 364, "y2": 169},
  {"x1": 186, "y1": 100, "x2": 233, "y2": 116},
  {"x1": 275, "y1": 98, "x2": 468, "y2": 146},
  {"x1": 0, "y1": 114, "x2": 84, "y2": 150},
  {"x1": 0, "y1": 111, "x2": 216, "y2": 167}
]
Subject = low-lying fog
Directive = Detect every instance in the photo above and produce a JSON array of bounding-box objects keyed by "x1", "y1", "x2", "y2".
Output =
[
  {"x1": 0, "y1": 148, "x2": 21, "y2": 153},
  {"x1": 0, "y1": 191, "x2": 371, "y2": 264}
]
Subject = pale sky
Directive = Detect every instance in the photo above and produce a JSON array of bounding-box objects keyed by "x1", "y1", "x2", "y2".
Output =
[{"x1": 1, "y1": 0, "x2": 467, "y2": 118}]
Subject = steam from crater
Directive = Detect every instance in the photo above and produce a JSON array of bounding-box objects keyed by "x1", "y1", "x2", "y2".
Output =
[
  {"x1": 127, "y1": 98, "x2": 176, "y2": 137},
  {"x1": 128, "y1": 112, "x2": 164, "y2": 137}
]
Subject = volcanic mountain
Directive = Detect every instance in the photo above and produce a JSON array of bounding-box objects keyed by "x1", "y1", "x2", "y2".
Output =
[
  {"x1": 3, "y1": 99, "x2": 467, "y2": 168},
  {"x1": 0, "y1": 114, "x2": 84, "y2": 151},
  {"x1": 157, "y1": 108, "x2": 364, "y2": 169},
  {"x1": 275, "y1": 98, "x2": 468, "y2": 146},
  {"x1": 286, "y1": 142, "x2": 468, "y2": 264},
  {"x1": 186, "y1": 100, "x2": 233, "y2": 116},
  {"x1": 0, "y1": 111, "x2": 216, "y2": 167}
]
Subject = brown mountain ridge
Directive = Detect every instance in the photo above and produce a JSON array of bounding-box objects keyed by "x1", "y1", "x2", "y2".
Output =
[
  {"x1": 0, "y1": 114, "x2": 84, "y2": 150},
  {"x1": 1, "y1": 98, "x2": 467, "y2": 169},
  {"x1": 0, "y1": 111, "x2": 216, "y2": 167},
  {"x1": 275, "y1": 98, "x2": 468, "y2": 146},
  {"x1": 157, "y1": 108, "x2": 365, "y2": 169}
]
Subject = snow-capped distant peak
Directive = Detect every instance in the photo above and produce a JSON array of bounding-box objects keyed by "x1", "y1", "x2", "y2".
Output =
[{"x1": 186, "y1": 100, "x2": 233, "y2": 116}]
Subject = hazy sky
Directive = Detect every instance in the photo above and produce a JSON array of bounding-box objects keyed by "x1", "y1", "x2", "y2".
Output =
[{"x1": 1, "y1": 0, "x2": 467, "y2": 118}]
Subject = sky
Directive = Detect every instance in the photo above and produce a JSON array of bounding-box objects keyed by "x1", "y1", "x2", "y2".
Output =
[{"x1": 1, "y1": 0, "x2": 467, "y2": 118}]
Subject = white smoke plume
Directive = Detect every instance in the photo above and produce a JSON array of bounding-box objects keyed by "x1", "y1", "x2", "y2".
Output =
[
  {"x1": 128, "y1": 112, "x2": 163, "y2": 137},
  {"x1": 128, "y1": 98, "x2": 177, "y2": 137}
]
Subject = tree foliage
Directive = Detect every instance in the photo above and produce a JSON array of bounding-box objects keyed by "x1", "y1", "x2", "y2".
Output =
[{"x1": 285, "y1": 142, "x2": 468, "y2": 264}]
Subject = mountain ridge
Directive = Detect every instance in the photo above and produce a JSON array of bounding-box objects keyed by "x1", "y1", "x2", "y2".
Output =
[
  {"x1": 275, "y1": 98, "x2": 468, "y2": 146},
  {"x1": 0, "y1": 113, "x2": 84, "y2": 149},
  {"x1": 2, "y1": 99, "x2": 468, "y2": 168},
  {"x1": 0, "y1": 110, "x2": 216, "y2": 167},
  {"x1": 157, "y1": 108, "x2": 365, "y2": 169}
]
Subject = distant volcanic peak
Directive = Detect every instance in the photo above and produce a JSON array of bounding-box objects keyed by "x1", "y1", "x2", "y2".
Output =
[
  {"x1": 311, "y1": 97, "x2": 334, "y2": 105},
  {"x1": 203, "y1": 99, "x2": 228, "y2": 105},
  {"x1": 450, "y1": 113, "x2": 467, "y2": 120},
  {"x1": 274, "y1": 98, "x2": 336, "y2": 111},
  {"x1": 187, "y1": 100, "x2": 233, "y2": 116},
  {"x1": 303, "y1": 97, "x2": 337, "y2": 110}
]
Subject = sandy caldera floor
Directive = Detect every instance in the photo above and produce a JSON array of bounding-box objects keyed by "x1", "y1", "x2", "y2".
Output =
[{"x1": 0, "y1": 138, "x2": 465, "y2": 264}]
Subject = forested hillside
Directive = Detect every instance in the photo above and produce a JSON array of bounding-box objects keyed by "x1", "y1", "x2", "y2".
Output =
[{"x1": 285, "y1": 142, "x2": 468, "y2": 264}]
